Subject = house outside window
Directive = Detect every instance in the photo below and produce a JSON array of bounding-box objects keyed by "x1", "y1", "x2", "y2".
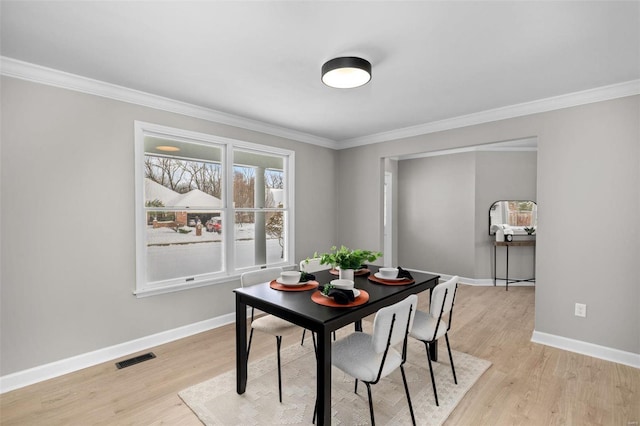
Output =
[{"x1": 134, "y1": 122, "x2": 294, "y2": 297}]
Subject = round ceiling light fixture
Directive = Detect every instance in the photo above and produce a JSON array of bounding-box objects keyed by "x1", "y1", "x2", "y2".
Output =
[{"x1": 321, "y1": 57, "x2": 371, "y2": 89}]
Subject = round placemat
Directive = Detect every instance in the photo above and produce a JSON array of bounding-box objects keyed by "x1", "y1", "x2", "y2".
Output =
[
  {"x1": 270, "y1": 280, "x2": 319, "y2": 291},
  {"x1": 368, "y1": 275, "x2": 415, "y2": 286},
  {"x1": 311, "y1": 289, "x2": 369, "y2": 307}
]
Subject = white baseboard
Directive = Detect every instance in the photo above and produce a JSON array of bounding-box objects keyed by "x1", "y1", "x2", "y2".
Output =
[
  {"x1": 413, "y1": 269, "x2": 638, "y2": 368},
  {"x1": 0, "y1": 311, "x2": 240, "y2": 394},
  {"x1": 404, "y1": 268, "x2": 535, "y2": 287},
  {"x1": 7, "y1": 280, "x2": 633, "y2": 394},
  {"x1": 461, "y1": 277, "x2": 535, "y2": 287},
  {"x1": 531, "y1": 330, "x2": 640, "y2": 369}
]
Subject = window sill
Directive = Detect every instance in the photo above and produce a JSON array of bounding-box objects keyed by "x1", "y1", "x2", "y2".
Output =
[
  {"x1": 133, "y1": 275, "x2": 239, "y2": 298},
  {"x1": 133, "y1": 263, "x2": 297, "y2": 298}
]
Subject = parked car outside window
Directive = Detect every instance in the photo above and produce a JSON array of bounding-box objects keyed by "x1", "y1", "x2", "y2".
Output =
[{"x1": 206, "y1": 218, "x2": 222, "y2": 234}]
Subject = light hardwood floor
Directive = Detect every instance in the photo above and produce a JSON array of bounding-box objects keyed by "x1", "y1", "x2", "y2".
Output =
[{"x1": 1, "y1": 285, "x2": 638, "y2": 425}]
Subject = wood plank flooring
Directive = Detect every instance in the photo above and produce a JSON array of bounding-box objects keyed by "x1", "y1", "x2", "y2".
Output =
[{"x1": 1, "y1": 285, "x2": 638, "y2": 425}]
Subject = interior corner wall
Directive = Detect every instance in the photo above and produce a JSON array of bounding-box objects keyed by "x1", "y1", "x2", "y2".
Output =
[
  {"x1": 397, "y1": 152, "x2": 476, "y2": 276},
  {"x1": 335, "y1": 95, "x2": 639, "y2": 356},
  {"x1": 474, "y1": 151, "x2": 537, "y2": 279}
]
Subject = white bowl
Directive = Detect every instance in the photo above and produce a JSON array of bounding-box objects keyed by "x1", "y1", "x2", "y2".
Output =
[
  {"x1": 330, "y1": 279, "x2": 354, "y2": 290},
  {"x1": 378, "y1": 267, "x2": 398, "y2": 279},
  {"x1": 280, "y1": 271, "x2": 302, "y2": 284}
]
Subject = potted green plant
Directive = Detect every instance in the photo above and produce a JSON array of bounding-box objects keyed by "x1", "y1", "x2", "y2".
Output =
[{"x1": 314, "y1": 245, "x2": 382, "y2": 280}]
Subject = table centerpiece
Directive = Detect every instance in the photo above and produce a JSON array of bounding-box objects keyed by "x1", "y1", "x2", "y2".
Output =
[{"x1": 314, "y1": 245, "x2": 382, "y2": 281}]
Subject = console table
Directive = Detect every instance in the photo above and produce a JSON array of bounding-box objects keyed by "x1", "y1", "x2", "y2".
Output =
[{"x1": 493, "y1": 240, "x2": 536, "y2": 290}]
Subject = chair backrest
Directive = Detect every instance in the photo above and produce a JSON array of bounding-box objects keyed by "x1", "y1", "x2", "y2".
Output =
[
  {"x1": 372, "y1": 294, "x2": 418, "y2": 354},
  {"x1": 300, "y1": 258, "x2": 331, "y2": 273},
  {"x1": 429, "y1": 276, "x2": 459, "y2": 319},
  {"x1": 240, "y1": 267, "x2": 283, "y2": 288}
]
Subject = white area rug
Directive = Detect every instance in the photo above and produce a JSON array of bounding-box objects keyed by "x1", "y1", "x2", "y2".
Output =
[{"x1": 179, "y1": 335, "x2": 490, "y2": 425}]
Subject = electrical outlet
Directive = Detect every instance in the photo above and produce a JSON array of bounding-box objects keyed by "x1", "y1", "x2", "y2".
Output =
[{"x1": 575, "y1": 303, "x2": 587, "y2": 318}]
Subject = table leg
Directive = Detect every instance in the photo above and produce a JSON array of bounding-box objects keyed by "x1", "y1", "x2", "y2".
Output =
[
  {"x1": 506, "y1": 245, "x2": 509, "y2": 291},
  {"x1": 236, "y1": 296, "x2": 247, "y2": 394},
  {"x1": 493, "y1": 244, "x2": 497, "y2": 286},
  {"x1": 533, "y1": 245, "x2": 536, "y2": 282},
  {"x1": 316, "y1": 328, "x2": 332, "y2": 426}
]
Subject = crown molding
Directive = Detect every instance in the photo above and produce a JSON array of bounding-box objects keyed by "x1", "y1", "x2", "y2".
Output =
[
  {"x1": 3, "y1": 56, "x2": 638, "y2": 151},
  {"x1": 0, "y1": 57, "x2": 338, "y2": 149},
  {"x1": 396, "y1": 142, "x2": 538, "y2": 161},
  {"x1": 339, "y1": 79, "x2": 640, "y2": 149}
]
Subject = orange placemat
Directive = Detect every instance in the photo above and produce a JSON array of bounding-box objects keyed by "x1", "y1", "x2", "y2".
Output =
[
  {"x1": 311, "y1": 289, "x2": 369, "y2": 307},
  {"x1": 368, "y1": 275, "x2": 415, "y2": 286},
  {"x1": 270, "y1": 280, "x2": 319, "y2": 292},
  {"x1": 329, "y1": 268, "x2": 371, "y2": 276}
]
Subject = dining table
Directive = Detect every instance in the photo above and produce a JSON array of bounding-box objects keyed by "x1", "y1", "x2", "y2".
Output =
[{"x1": 234, "y1": 265, "x2": 440, "y2": 426}]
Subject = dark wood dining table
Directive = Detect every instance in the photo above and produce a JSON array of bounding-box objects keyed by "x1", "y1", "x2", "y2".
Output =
[{"x1": 234, "y1": 265, "x2": 440, "y2": 426}]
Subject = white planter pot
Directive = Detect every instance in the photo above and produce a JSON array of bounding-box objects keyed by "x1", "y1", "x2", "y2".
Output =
[{"x1": 338, "y1": 268, "x2": 355, "y2": 281}]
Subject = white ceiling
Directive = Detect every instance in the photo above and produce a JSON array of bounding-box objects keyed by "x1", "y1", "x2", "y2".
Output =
[{"x1": 2, "y1": 1, "x2": 639, "y2": 147}]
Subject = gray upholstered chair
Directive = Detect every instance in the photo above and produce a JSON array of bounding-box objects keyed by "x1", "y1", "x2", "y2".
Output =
[
  {"x1": 320, "y1": 294, "x2": 418, "y2": 425},
  {"x1": 241, "y1": 267, "x2": 299, "y2": 403},
  {"x1": 409, "y1": 276, "x2": 459, "y2": 406}
]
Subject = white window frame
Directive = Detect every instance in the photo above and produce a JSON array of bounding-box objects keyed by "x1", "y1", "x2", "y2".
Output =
[{"x1": 134, "y1": 121, "x2": 295, "y2": 297}]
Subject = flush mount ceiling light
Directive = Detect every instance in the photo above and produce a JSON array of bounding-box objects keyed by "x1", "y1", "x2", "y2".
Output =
[{"x1": 321, "y1": 57, "x2": 371, "y2": 89}]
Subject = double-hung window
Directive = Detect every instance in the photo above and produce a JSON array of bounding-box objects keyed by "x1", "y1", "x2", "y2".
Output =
[{"x1": 134, "y1": 122, "x2": 294, "y2": 296}]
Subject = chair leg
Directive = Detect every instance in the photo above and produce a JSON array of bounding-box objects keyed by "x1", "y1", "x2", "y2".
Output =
[
  {"x1": 445, "y1": 333, "x2": 458, "y2": 385},
  {"x1": 364, "y1": 382, "x2": 376, "y2": 426},
  {"x1": 301, "y1": 329, "x2": 306, "y2": 346},
  {"x1": 276, "y1": 335, "x2": 283, "y2": 403},
  {"x1": 312, "y1": 398, "x2": 317, "y2": 424},
  {"x1": 424, "y1": 341, "x2": 439, "y2": 406},
  {"x1": 400, "y1": 365, "x2": 417, "y2": 426},
  {"x1": 354, "y1": 379, "x2": 358, "y2": 393},
  {"x1": 312, "y1": 331, "x2": 317, "y2": 355}
]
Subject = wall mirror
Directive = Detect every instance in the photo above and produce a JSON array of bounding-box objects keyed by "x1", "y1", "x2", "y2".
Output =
[{"x1": 489, "y1": 200, "x2": 537, "y2": 235}]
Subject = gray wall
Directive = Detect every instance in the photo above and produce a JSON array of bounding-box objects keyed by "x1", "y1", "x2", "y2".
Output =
[
  {"x1": 1, "y1": 76, "x2": 638, "y2": 376},
  {"x1": 397, "y1": 152, "x2": 476, "y2": 276},
  {"x1": 396, "y1": 150, "x2": 537, "y2": 279},
  {"x1": 0, "y1": 77, "x2": 337, "y2": 375},
  {"x1": 335, "y1": 96, "x2": 639, "y2": 355}
]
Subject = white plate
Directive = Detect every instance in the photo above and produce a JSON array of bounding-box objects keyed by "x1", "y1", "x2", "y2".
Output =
[
  {"x1": 322, "y1": 289, "x2": 360, "y2": 298},
  {"x1": 276, "y1": 278, "x2": 305, "y2": 286},
  {"x1": 374, "y1": 272, "x2": 406, "y2": 281}
]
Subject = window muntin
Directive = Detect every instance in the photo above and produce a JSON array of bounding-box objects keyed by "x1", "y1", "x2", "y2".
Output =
[{"x1": 135, "y1": 122, "x2": 294, "y2": 296}]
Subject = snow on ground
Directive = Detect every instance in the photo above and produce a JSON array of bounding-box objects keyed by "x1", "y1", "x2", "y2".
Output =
[
  {"x1": 146, "y1": 223, "x2": 258, "y2": 245},
  {"x1": 145, "y1": 223, "x2": 284, "y2": 281}
]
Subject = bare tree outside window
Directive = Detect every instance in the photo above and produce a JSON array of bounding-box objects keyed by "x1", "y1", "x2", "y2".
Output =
[
  {"x1": 265, "y1": 169, "x2": 285, "y2": 257},
  {"x1": 145, "y1": 156, "x2": 222, "y2": 198}
]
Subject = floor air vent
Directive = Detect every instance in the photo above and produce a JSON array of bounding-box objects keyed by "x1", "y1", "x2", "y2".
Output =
[{"x1": 115, "y1": 352, "x2": 156, "y2": 369}]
